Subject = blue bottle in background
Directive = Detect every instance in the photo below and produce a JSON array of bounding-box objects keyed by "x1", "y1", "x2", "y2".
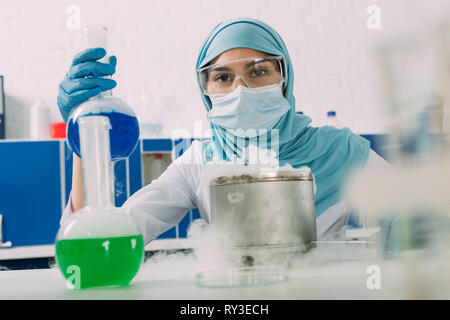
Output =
[{"x1": 326, "y1": 110, "x2": 340, "y2": 128}]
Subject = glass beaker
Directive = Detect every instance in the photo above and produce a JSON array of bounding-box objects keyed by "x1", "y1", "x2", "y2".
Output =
[
  {"x1": 66, "y1": 26, "x2": 139, "y2": 161},
  {"x1": 55, "y1": 116, "x2": 144, "y2": 289}
]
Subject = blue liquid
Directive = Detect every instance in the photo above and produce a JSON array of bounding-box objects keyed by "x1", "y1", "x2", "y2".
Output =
[{"x1": 67, "y1": 112, "x2": 140, "y2": 161}]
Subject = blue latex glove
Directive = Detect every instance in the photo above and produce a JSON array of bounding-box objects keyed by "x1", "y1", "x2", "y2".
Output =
[{"x1": 57, "y1": 47, "x2": 117, "y2": 122}]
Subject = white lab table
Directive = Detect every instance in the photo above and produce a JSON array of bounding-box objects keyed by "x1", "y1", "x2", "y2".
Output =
[
  {"x1": 1, "y1": 241, "x2": 448, "y2": 300},
  {"x1": 0, "y1": 260, "x2": 395, "y2": 300}
]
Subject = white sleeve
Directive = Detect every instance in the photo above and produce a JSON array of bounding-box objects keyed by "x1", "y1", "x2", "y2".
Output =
[{"x1": 121, "y1": 145, "x2": 200, "y2": 245}]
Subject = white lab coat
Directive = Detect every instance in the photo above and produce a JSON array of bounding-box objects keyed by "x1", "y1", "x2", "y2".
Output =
[{"x1": 61, "y1": 140, "x2": 391, "y2": 245}]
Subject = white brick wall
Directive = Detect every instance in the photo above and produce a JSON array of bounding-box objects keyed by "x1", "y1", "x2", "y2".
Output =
[{"x1": 1, "y1": 0, "x2": 449, "y2": 138}]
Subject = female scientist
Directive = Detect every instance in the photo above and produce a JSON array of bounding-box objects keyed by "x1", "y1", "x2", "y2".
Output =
[{"x1": 58, "y1": 17, "x2": 389, "y2": 244}]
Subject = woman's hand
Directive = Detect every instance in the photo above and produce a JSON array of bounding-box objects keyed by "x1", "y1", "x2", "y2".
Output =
[{"x1": 57, "y1": 47, "x2": 117, "y2": 122}]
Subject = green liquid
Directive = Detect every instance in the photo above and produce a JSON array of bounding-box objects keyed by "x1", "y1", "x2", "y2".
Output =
[{"x1": 55, "y1": 235, "x2": 144, "y2": 289}]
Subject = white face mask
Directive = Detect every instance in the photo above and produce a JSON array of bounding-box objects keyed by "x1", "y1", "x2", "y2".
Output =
[{"x1": 207, "y1": 83, "x2": 291, "y2": 138}]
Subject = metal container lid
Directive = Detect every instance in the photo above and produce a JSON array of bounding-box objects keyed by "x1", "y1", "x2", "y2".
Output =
[{"x1": 210, "y1": 170, "x2": 313, "y2": 186}]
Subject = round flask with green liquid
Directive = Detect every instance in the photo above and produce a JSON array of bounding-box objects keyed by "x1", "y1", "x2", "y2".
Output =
[{"x1": 55, "y1": 116, "x2": 144, "y2": 289}]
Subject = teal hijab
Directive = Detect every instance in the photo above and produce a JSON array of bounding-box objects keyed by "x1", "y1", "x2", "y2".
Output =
[{"x1": 196, "y1": 17, "x2": 370, "y2": 216}]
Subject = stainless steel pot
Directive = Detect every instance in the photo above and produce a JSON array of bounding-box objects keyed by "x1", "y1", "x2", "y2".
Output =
[{"x1": 209, "y1": 170, "x2": 317, "y2": 265}]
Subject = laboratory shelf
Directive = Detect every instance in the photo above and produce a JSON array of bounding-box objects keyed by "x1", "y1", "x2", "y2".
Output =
[
  {"x1": 0, "y1": 140, "x2": 63, "y2": 247},
  {"x1": 142, "y1": 138, "x2": 172, "y2": 152}
]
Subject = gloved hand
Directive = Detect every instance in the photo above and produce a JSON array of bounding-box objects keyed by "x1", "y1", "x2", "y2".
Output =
[{"x1": 57, "y1": 47, "x2": 117, "y2": 122}]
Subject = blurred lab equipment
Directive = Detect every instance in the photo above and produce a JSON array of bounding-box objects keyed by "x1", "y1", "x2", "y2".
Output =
[
  {"x1": 141, "y1": 153, "x2": 171, "y2": 186},
  {"x1": 0, "y1": 75, "x2": 5, "y2": 139},
  {"x1": 348, "y1": 19, "x2": 450, "y2": 299},
  {"x1": 196, "y1": 266, "x2": 288, "y2": 288},
  {"x1": 29, "y1": 101, "x2": 50, "y2": 140},
  {"x1": 65, "y1": 26, "x2": 139, "y2": 161},
  {"x1": 149, "y1": 153, "x2": 168, "y2": 181},
  {"x1": 198, "y1": 168, "x2": 316, "y2": 287},
  {"x1": 55, "y1": 116, "x2": 144, "y2": 289},
  {"x1": 50, "y1": 122, "x2": 66, "y2": 139},
  {"x1": 345, "y1": 209, "x2": 381, "y2": 241},
  {"x1": 425, "y1": 93, "x2": 444, "y2": 133},
  {"x1": 209, "y1": 169, "x2": 316, "y2": 261}
]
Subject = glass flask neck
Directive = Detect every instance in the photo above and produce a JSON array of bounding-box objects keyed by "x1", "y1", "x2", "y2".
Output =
[
  {"x1": 83, "y1": 25, "x2": 108, "y2": 52},
  {"x1": 83, "y1": 26, "x2": 113, "y2": 101},
  {"x1": 78, "y1": 116, "x2": 115, "y2": 209}
]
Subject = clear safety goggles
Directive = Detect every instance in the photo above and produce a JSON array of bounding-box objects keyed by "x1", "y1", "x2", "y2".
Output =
[{"x1": 197, "y1": 55, "x2": 286, "y2": 95}]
